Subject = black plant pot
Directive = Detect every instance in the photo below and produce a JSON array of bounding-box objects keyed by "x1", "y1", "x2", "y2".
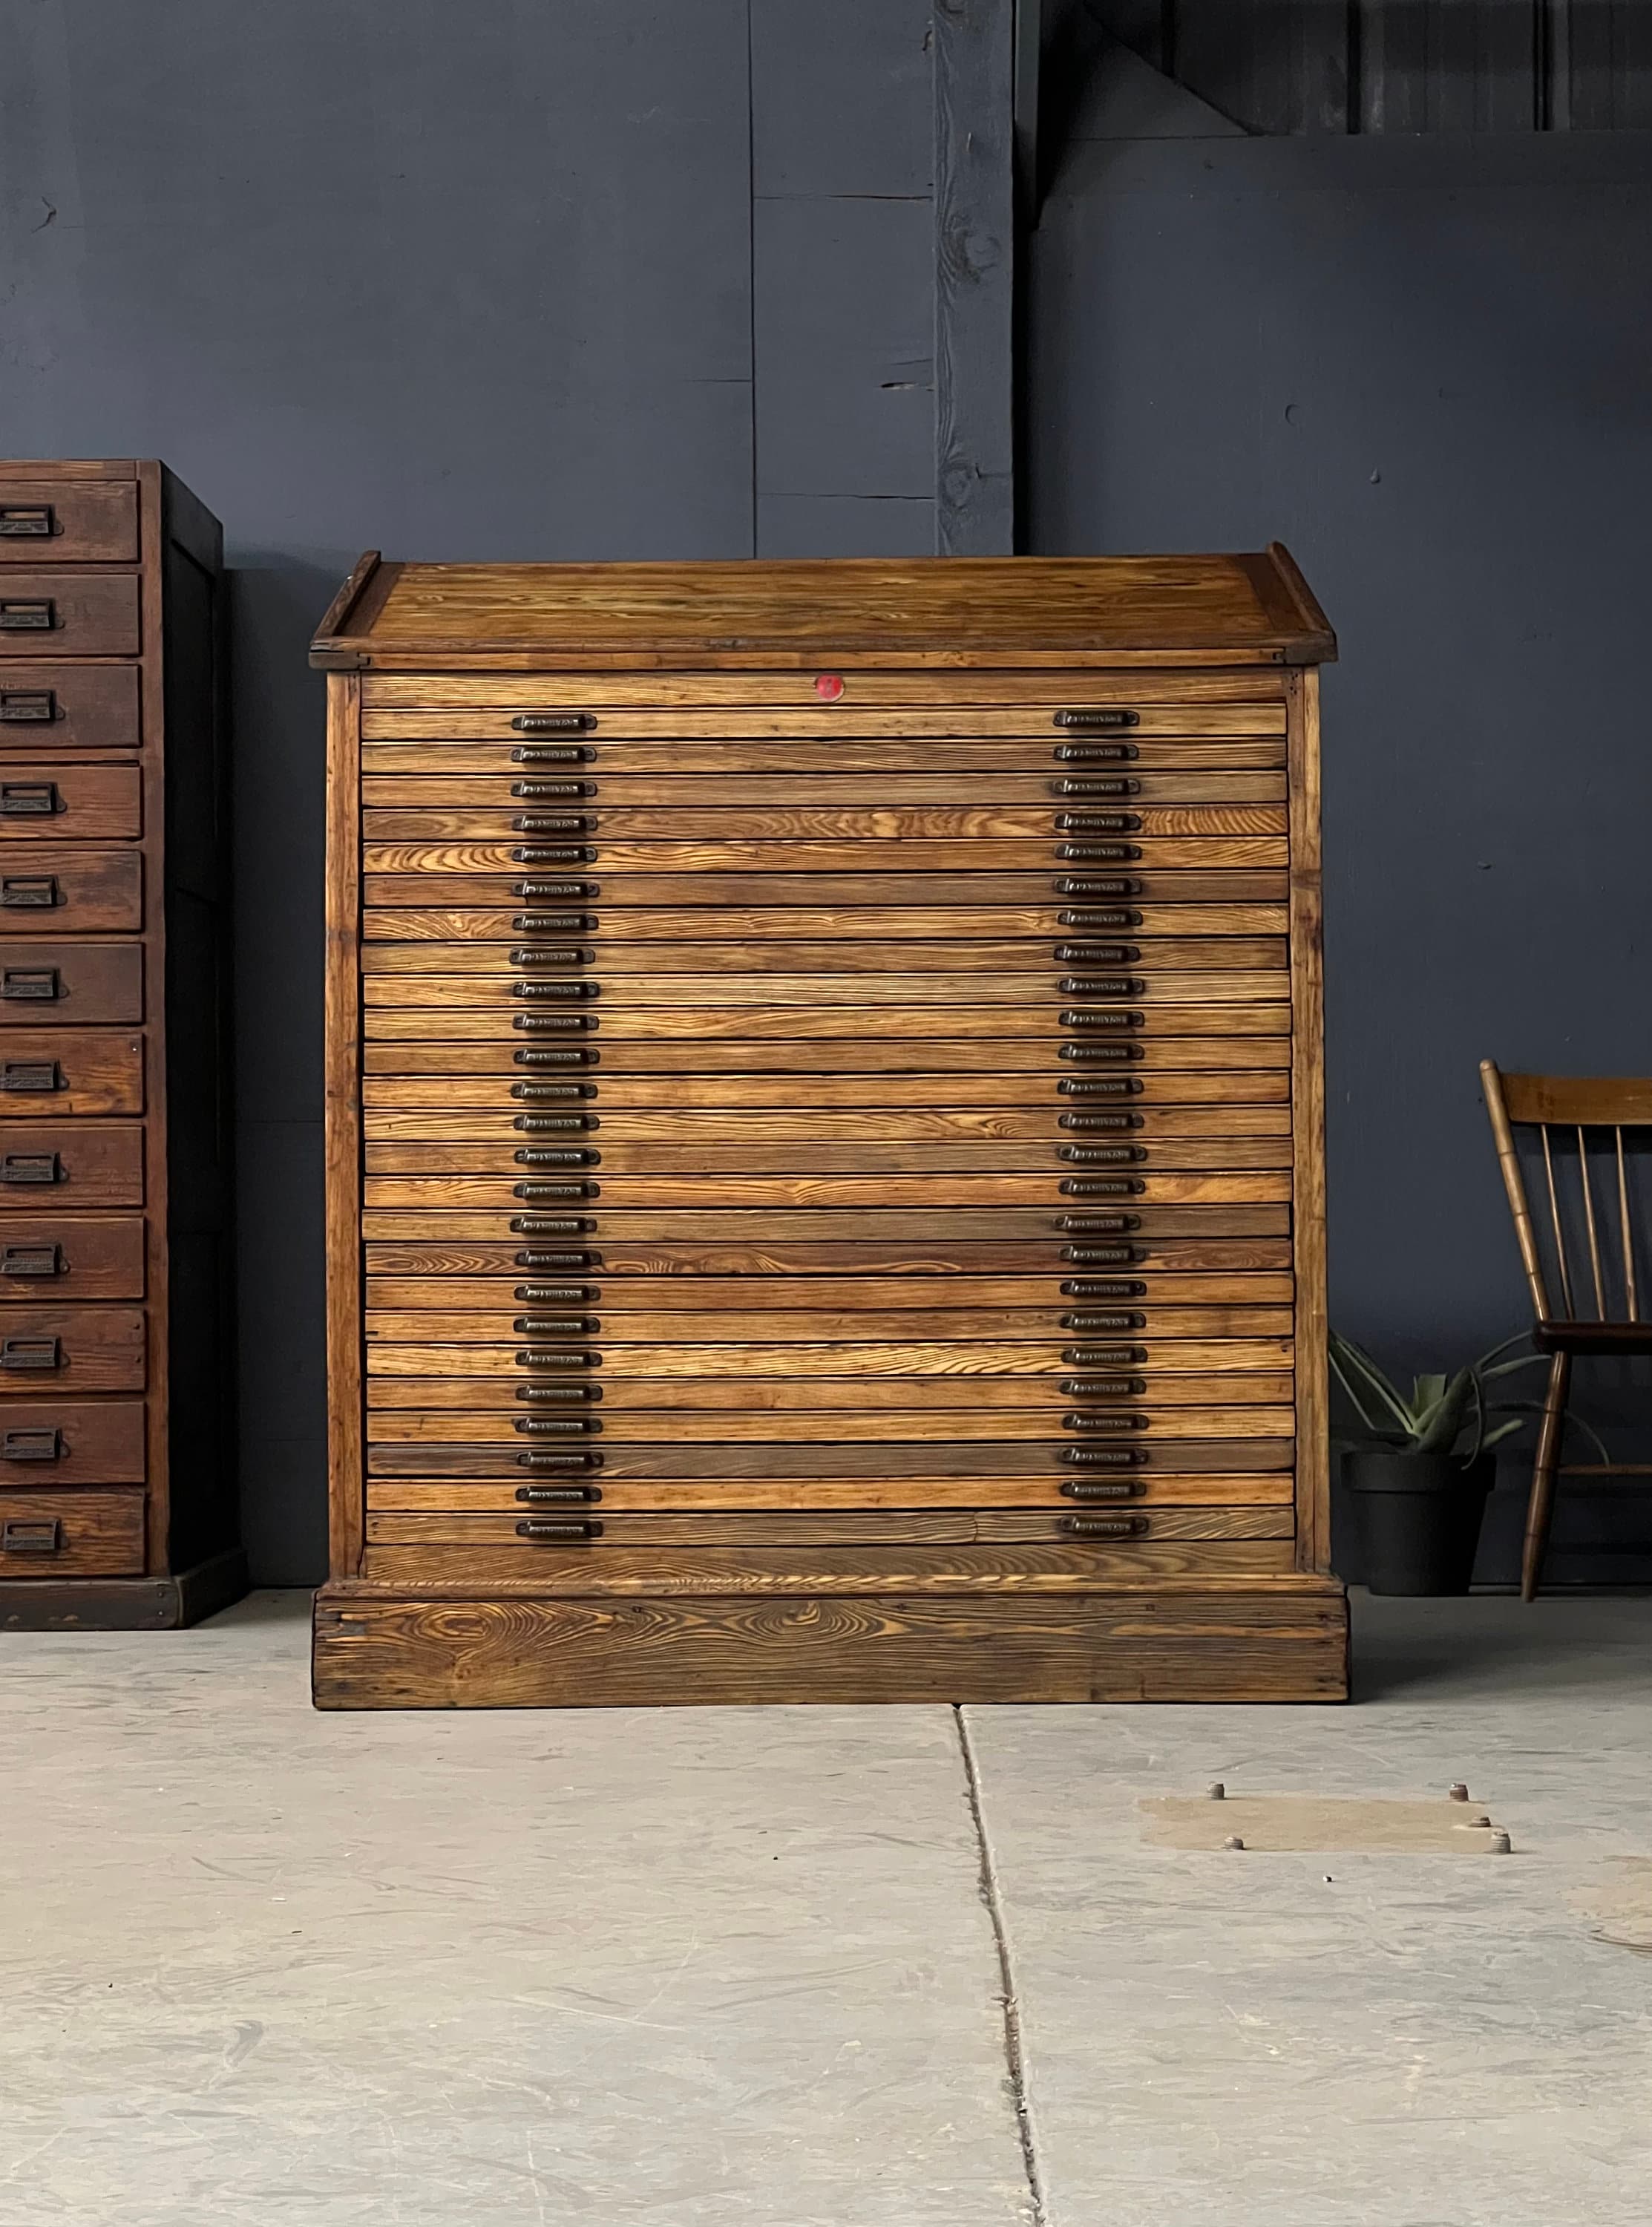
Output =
[{"x1": 1343, "y1": 1448, "x2": 1495, "y2": 1596}]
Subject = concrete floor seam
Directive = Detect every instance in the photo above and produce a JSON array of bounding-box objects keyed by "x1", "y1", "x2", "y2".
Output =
[{"x1": 955, "y1": 1704, "x2": 1052, "y2": 2227}]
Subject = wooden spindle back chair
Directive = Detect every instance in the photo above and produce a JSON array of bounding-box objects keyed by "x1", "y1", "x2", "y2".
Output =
[{"x1": 1481, "y1": 1062, "x2": 1652, "y2": 1598}]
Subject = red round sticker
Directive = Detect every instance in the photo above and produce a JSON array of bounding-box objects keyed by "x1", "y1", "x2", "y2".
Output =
[{"x1": 814, "y1": 673, "x2": 845, "y2": 702}]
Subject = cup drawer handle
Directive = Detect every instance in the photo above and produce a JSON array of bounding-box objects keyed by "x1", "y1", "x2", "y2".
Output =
[
  {"x1": 1, "y1": 1427, "x2": 63, "y2": 1461},
  {"x1": 1, "y1": 1517, "x2": 61, "y2": 1554},
  {"x1": 0, "y1": 784, "x2": 60, "y2": 818}
]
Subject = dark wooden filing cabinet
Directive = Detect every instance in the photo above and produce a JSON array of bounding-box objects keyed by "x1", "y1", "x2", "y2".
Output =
[
  {"x1": 0, "y1": 460, "x2": 241, "y2": 1627},
  {"x1": 312, "y1": 553, "x2": 1345, "y2": 1705}
]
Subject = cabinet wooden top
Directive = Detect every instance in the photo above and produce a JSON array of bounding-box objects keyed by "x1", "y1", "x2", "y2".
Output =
[{"x1": 311, "y1": 549, "x2": 1334, "y2": 672}]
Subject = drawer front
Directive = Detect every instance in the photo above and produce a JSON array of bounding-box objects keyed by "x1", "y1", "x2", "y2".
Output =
[
  {"x1": 361, "y1": 771, "x2": 1288, "y2": 808},
  {"x1": 367, "y1": 903, "x2": 1288, "y2": 944},
  {"x1": 363, "y1": 1505, "x2": 1293, "y2": 1545},
  {"x1": 361, "y1": 806, "x2": 1285, "y2": 845},
  {"x1": 0, "y1": 1124, "x2": 144, "y2": 1203},
  {"x1": 0, "y1": 848, "x2": 142, "y2": 932},
  {"x1": 0, "y1": 1030, "x2": 144, "y2": 1116},
  {"x1": 0, "y1": 575, "x2": 140, "y2": 657},
  {"x1": 0, "y1": 945, "x2": 144, "y2": 1024},
  {"x1": 0, "y1": 1304, "x2": 145, "y2": 1391},
  {"x1": 363, "y1": 736, "x2": 1287, "y2": 776},
  {"x1": 0, "y1": 1488, "x2": 145, "y2": 1574},
  {"x1": 361, "y1": 672, "x2": 1288, "y2": 709},
  {"x1": 0, "y1": 1214, "x2": 146, "y2": 1298},
  {"x1": 364, "y1": 1236, "x2": 1293, "y2": 1277},
  {"x1": 0, "y1": 1399, "x2": 145, "y2": 1483},
  {"x1": 368, "y1": 1473, "x2": 1295, "y2": 1510},
  {"x1": 362, "y1": 1070, "x2": 1290, "y2": 1111},
  {"x1": 0, "y1": 765, "x2": 142, "y2": 840},
  {"x1": 365, "y1": 870, "x2": 1289, "y2": 910},
  {"x1": 0, "y1": 481, "x2": 137, "y2": 564},
  {"x1": 366, "y1": 1439, "x2": 1295, "y2": 1480},
  {"x1": 361, "y1": 934, "x2": 1288, "y2": 976},
  {"x1": 0, "y1": 667, "x2": 140, "y2": 752}
]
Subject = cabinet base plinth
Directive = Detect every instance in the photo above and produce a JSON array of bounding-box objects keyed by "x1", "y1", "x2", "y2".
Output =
[
  {"x1": 312, "y1": 1577, "x2": 1349, "y2": 1707},
  {"x1": 0, "y1": 1549, "x2": 249, "y2": 1632}
]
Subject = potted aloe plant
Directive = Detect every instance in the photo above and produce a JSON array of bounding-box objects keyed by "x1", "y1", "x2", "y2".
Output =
[{"x1": 1330, "y1": 1334, "x2": 1553, "y2": 1595}]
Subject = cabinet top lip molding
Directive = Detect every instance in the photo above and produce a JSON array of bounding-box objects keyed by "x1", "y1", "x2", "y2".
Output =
[{"x1": 310, "y1": 549, "x2": 1336, "y2": 673}]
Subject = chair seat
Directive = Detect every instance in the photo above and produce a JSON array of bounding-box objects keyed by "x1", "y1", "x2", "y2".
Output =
[{"x1": 1534, "y1": 1318, "x2": 1652, "y2": 1356}]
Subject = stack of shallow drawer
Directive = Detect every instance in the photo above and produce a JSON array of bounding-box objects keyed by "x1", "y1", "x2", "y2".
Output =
[{"x1": 355, "y1": 673, "x2": 1296, "y2": 1581}]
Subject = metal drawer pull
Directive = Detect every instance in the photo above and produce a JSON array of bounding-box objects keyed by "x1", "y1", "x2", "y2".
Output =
[
  {"x1": 1059, "y1": 1146, "x2": 1146, "y2": 1165},
  {"x1": 1059, "y1": 980, "x2": 1144, "y2": 999},
  {"x1": 1, "y1": 875, "x2": 59, "y2": 908},
  {"x1": 1058, "y1": 1114, "x2": 1141, "y2": 1131},
  {"x1": 0, "y1": 690, "x2": 56, "y2": 724},
  {"x1": 512, "y1": 880, "x2": 600, "y2": 900},
  {"x1": 514, "y1": 1249, "x2": 601, "y2": 1268},
  {"x1": 1052, "y1": 779, "x2": 1139, "y2": 798},
  {"x1": 1058, "y1": 1079, "x2": 1141, "y2": 1097},
  {"x1": 1, "y1": 1426, "x2": 62, "y2": 1460},
  {"x1": 1059, "y1": 1044, "x2": 1143, "y2": 1065},
  {"x1": 0, "y1": 783, "x2": 59, "y2": 817},
  {"x1": 1060, "y1": 1514, "x2": 1148, "y2": 1537},
  {"x1": 1058, "y1": 910, "x2": 1141, "y2": 929},
  {"x1": 0, "y1": 1335, "x2": 60, "y2": 1372},
  {"x1": 0, "y1": 602, "x2": 54, "y2": 632},
  {"x1": 1, "y1": 969, "x2": 60, "y2": 1002},
  {"x1": 1, "y1": 1517, "x2": 61, "y2": 1553},
  {"x1": 513, "y1": 1148, "x2": 600, "y2": 1167},
  {"x1": 1055, "y1": 814, "x2": 1140, "y2": 834},
  {"x1": 511, "y1": 745, "x2": 597, "y2": 765},
  {"x1": 511, "y1": 713, "x2": 597, "y2": 733},
  {"x1": 512, "y1": 1016, "x2": 600, "y2": 1034},
  {"x1": 1061, "y1": 1179, "x2": 1147, "y2": 1197},
  {"x1": 514, "y1": 1115, "x2": 597, "y2": 1134},
  {"x1": 510, "y1": 847, "x2": 598, "y2": 866},
  {"x1": 1061, "y1": 1011, "x2": 1144, "y2": 1030},
  {"x1": 1, "y1": 1243, "x2": 62, "y2": 1276},
  {"x1": 1061, "y1": 1378, "x2": 1146, "y2": 1397},
  {"x1": 509, "y1": 1383, "x2": 601, "y2": 1404},
  {"x1": 514, "y1": 1349, "x2": 601, "y2": 1370},
  {"x1": 511, "y1": 1413, "x2": 603, "y2": 1433},
  {"x1": 516, "y1": 1519, "x2": 603, "y2": 1541},
  {"x1": 1063, "y1": 1411, "x2": 1149, "y2": 1432},
  {"x1": 514, "y1": 1047, "x2": 599, "y2": 1066},
  {"x1": 1063, "y1": 1345, "x2": 1148, "y2": 1365},
  {"x1": 1, "y1": 1061, "x2": 60, "y2": 1093},
  {"x1": 510, "y1": 949, "x2": 594, "y2": 969},
  {"x1": 511, "y1": 1084, "x2": 597, "y2": 1102},
  {"x1": 1058, "y1": 845, "x2": 1140, "y2": 862},
  {"x1": 1055, "y1": 877, "x2": 1141, "y2": 897},
  {"x1": 516, "y1": 1484, "x2": 603, "y2": 1503},
  {"x1": 0, "y1": 506, "x2": 55, "y2": 537},
  {"x1": 514, "y1": 1448, "x2": 603, "y2": 1468},
  {"x1": 1055, "y1": 1214, "x2": 1139, "y2": 1233},
  {"x1": 514, "y1": 1285, "x2": 600, "y2": 1302},
  {"x1": 511, "y1": 815, "x2": 595, "y2": 836},
  {"x1": 1061, "y1": 1479, "x2": 1143, "y2": 1500},
  {"x1": 1054, "y1": 708, "x2": 1138, "y2": 729},
  {"x1": 512, "y1": 915, "x2": 598, "y2": 935},
  {"x1": 1061, "y1": 1281, "x2": 1146, "y2": 1300},
  {"x1": 513, "y1": 1315, "x2": 600, "y2": 1334},
  {"x1": 511, "y1": 1181, "x2": 600, "y2": 1200},
  {"x1": 1062, "y1": 1446, "x2": 1147, "y2": 1468},
  {"x1": 1052, "y1": 742, "x2": 1138, "y2": 762},
  {"x1": 509, "y1": 782, "x2": 596, "y2": 800},
  {"x1": 513, "y1": 982, "x2": 601, "y2": 1003},
  {"x1": 1060, "y1": 1246, "x2": 1139, "y2": 1265},
  {"x1": 1064, "y1": 1315, "x2": 1151, "y2": 1335},
  {"x1": 0, "y1": 1153, "x2": 59, "y2": 1185},
  {"x1": 1053, "y1": 946, "x2": 1138, "y2": 966},
  {"x1": 510, "y1": 1215, "x2": 598, "y2": 1235}
]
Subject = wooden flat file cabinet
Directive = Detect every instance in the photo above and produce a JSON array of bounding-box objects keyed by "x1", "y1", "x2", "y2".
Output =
[
  {"x1": 0, "y1": 460, "x2": 240, "y2": 1628},
  {"x1": 313, "y1": 552, "x2": 1346, "y2": 1705}
]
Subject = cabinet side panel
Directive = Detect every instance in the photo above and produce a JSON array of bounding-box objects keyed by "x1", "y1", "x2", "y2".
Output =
[
  {"x1": 326, "y1": 672, "x2": 365, "y2": 1577},
  {"x1": 1288, "y1": 668, "x2": 1329, "y2": 1570}
]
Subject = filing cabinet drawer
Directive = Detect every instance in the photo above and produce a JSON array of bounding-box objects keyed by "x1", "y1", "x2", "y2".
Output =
[
  {"x1": 0, "y1": 946, "x2": 144, "y2": 1024},
  {"x1": 0, "y1": 848, "x2": 142, "y2": 932},
  {"x1": 0, "y1": 1305, "x2": 145, "y2": 1391},
  {"x1": 0, "y1": 765, "x2": 142, "y2": 840},
  {"x1": 0, "y1": 1124, "x2": 144, "y2": 1203},
  {"x1": 0, "y1": 667, "x2": 140, "y2": 752},
  {"x1": 0, "y1": 574, "x2": 141, "y2": 657},
  {"x1": 0, "y1": 480, "x2": 138, "y2": 564},
  {"x1": 0, "y1": 1399, "x2": 145, "y2": 1484},
  {"x1": 0, "y1": 1489, "x2": 145, "y2": 1574},
  {"x1": 0, "y1": 1030, "x2": 144, "y2": 1116},
  {"x1": 0, "y1": 1214, "x2": 146, "y2": 1298}
]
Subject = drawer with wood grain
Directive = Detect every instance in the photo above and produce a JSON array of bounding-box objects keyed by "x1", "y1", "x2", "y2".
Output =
[
  {"x1": 364, "y1": 1305, "x2": 1294, "y2": 1353},
  {"x1": 0, "y1": 1488, "x2": 145, "y2": 1575},
  {"x1": 0, "y1": 1399, "x2": 146, "y2": 1484},
  {"x1": 364, "y1": 840, "x2": 1290, "y2": 880},
  {"x1": 361, "y1": 1070, "x2": 1292, "y2": 1112},
  {"x1": 361, "y1": 695, "x2": 1288, "y2": 736},
  {"x1": 0, "y1": 668, "x2": 141, "y2": 754},
  {"x1": 362, "y1": 1137, "x2": 1293, "y2": 1177},
  {"x1": 364, "y1": 1269, "x2": 1294, "y2": 1309},
  {"x1": 368, "y1": 1406, "x2": 1297, "y2": 1447},
  {"x1": 364, "y1": 1036, "x2": 1294, "y2": 1077},
  {"x1": 0, "y1": 1124, "x2": 144, "y2": 1203},
  {"x1": 361, "y1": 805, "x2": 1286, "y2": 846},
  {"x1": 364, "y1": 869, "x2": 1291, "y2": 910},
  {"x1": 361, "y1": 1105, "x2": 1291, "y2": 1146},
  {"x1": 364, "y1": 1237, "x2": 1294, "y2": 1278},
  {"x1": 0, "y1": 1214, "x2": 146, "y2": 1298},
  {"x1": 360, "y1": 936, "x2": 1288, "y2": 978},
  {"x1": 366, "y1": 1506, "x2": 1295, "y2": 1549},
  {"x1": 0, "y1": 765, "x2": 142, "y2": 840},
  {"x1": 361, "y1": 771, "x2": 1288, "y2": 810},
  {"x1": 0, "y1": 480, "x2": 139, "y2": 564},
  {"x1": 364, "y1": 903, "x2": 1289, "y2": 944},
  {"x1": 370, "y1": 1469, "x2": 1296, "y2": 1510},
  {"x1": 361, "y1": 970, "x2": 1288, "y2": 1015},
  {"x1": 362, "y1": 1004, "x2": 1292, "y2": 1045},
  {"x1": 0, "y1": 848, "x2": 143, "y2": 932},
  {"x1": 0, "y1": 1304, "x2": 145, "y2": 1391},
  {"x1": 0, "y1": 575, "x2": 140, "y2": 658},
  {"x1": 0, "y1": 1030, "x2": 144, "y2": 1116},
  {"x1": 367, "y1": 1373, "x2": 1295, "y2": 1415},
  {"x1": 361, "y1": 670, "x2": 1289, "y2": 708},
  {"x1": 365, "y1": 1437, "x2": 1296, "y2": 1479},
  {"x1": 361, "y1": 735, "x2": 1290, "y2": 778},
  {"x1": 362, "y1": 1173, "x2": 1292, "y2": 1213},
  {"x1": 0, "y1": 946, "x2": 144, "y2": 1024},
  {"x1": 361, "y1": 1203, "x2": 1293, "y2": 1244}
]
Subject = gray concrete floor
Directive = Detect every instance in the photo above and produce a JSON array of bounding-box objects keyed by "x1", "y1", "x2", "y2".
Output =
[{"x1": 3, "y1": 1594, "x2": 1651, "y2": 2227}]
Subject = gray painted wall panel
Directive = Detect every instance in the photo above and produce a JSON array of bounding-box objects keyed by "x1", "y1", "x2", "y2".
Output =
[{"x1": 753, "y1": 0, "x2": 935, "y2": 194}]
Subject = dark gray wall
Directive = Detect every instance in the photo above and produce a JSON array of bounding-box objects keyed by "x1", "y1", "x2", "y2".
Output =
[{"x1": 1030, "y1": 121, "x2": 1652, "y2": 1580}]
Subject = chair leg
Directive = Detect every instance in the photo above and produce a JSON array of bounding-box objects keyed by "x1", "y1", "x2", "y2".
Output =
[{"x1": 1521, "y1": 1350, "x2": 1572, "y2": 1602}]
